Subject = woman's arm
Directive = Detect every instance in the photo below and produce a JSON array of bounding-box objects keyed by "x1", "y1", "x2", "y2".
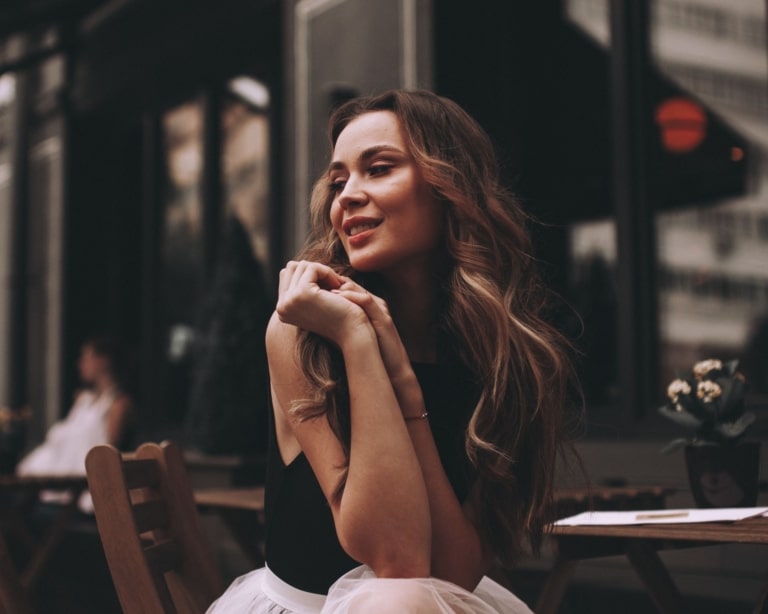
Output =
[
  {"x1": 268, "y1": 261, "x2": 432, "y2": 578},
  {"x1": 336, "y1": 282, "x2": 491, "y2": 590},
  {"x1": 399, "y1": 380, "x2": 491, "y2": 589},
  {"x1": 106, "y1": 395, "x2": 133, "y2": 447}
]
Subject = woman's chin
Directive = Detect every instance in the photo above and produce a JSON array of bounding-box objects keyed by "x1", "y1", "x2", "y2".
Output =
[{"x1": 347, "y1": 254, "x2": 384, "y2": 273}]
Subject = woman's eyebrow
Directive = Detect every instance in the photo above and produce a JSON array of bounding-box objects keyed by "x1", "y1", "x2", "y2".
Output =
[{"x1": 328, "y1": 145, "x2": 405, "y2": 172}]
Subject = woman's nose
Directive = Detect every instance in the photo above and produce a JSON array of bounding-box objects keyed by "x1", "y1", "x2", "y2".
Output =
[{"x1": 337, "y1": 177, "x2": 367, "y2": 209}]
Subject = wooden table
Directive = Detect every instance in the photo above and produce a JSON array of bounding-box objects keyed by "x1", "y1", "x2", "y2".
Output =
[
  {"x1": 194, "y1": 487, "x2": 265, "y2": 566},
  {"x1": 0, "y1": 475, "x2": 88, "y2": 612},
  {"x1": 540, "y1": 515, "x2": 768, "y2": 614},
  {"x1": 554, "y1": 485, "x2": 676, "y2": 517},
  {"x1": 192, "y1": 484, "x2": 677, "y2": 595}
]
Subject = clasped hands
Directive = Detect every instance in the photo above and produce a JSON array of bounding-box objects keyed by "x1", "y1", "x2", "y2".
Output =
[{"x1": 276, "y1": 260, "x2": 414, "y2": 388}]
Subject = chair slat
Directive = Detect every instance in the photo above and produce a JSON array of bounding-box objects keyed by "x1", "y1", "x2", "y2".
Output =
[
  {"x1": 122, "y1": 458, "x2": 160, "y2": 490},
  {"x1": 144, "y1": 539, "x2": 181, "y2": 574},
  {"x1": 87, "y1": 442, "x2": 225, "y2": 613},
  {"x1": 133, "y1": 499, "x2": 170, "y2": 534}
]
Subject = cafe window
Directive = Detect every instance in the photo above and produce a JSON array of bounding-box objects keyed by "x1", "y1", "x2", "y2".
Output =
[
  {"x1": 562, "y1": 0, "x2": 768, "y2": 418},
  {"x1": 159, "y1": 99, "x2": 205, "y2": 422},
  {"x1": 650, "y1": 0, "x2": 768, "y2": 401},
  {"x1": 151, "y1": 77, "x2": 274, "y2": 429},
  {"x1": 562, "y1": 0, "x2": 619, "y2": 411},
  {"x1": 0, "y1": 73, "x2": 16, "y2": 405},
  {"x1": 222, "y1": 77, "x2": 271, "y2": 272}
]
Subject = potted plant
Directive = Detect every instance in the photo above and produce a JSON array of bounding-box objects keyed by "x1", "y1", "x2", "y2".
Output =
[{"x1": 659, "y1": 359, "x2": 759, "y2": 508}]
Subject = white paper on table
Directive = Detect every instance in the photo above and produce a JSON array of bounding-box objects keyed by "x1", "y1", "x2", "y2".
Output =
[{"x1": 554, "y1": 507, "x2": 768, "y2": 526}]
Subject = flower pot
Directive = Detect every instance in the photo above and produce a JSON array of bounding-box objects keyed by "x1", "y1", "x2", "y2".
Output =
[{"x1": 685, "y1": 442, "x2": 760, "y2": 508}]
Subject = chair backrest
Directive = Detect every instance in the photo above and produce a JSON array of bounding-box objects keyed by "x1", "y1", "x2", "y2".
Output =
[{"x1": 86, "y1": 441, "x2": 224, "y2": 614}]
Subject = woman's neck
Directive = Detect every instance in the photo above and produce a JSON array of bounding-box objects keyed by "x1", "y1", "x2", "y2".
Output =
[{"x1": 92, "y1": 375, "x2": 118, "y2": 396}]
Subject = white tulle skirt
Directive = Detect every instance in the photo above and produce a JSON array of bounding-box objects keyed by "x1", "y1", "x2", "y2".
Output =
[{"x1": 207, "y1": 565, "x2": 532, "y2": 613}]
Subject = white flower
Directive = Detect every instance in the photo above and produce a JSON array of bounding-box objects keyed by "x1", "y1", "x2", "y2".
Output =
[
  {"x1": 697, "y1": 380, "x2": 722, "y2": 403},
  {"x1": 693, "y1": 359, "x2": 722, "y2": 380},
  {"x1": 667, "y1": 379, "x2": 691, "y2": 403}
]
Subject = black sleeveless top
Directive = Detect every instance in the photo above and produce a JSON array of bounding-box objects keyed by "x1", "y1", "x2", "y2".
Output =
[{"x1": 264, "y1": 361, "x2": 478, "y2": 594}]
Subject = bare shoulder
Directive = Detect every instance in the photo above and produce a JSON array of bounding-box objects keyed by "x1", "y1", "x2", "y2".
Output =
[
  {"x1": 116, "y1": 392, "x2": 135, "y2": 411},
  {"x1": 111, "y1": 394, "x2": 132, "y2": 411}
]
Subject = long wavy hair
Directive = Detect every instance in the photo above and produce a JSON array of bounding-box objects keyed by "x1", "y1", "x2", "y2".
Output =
[{"x1": 294, "y1": 89, "x2": 577, "y2": 564}]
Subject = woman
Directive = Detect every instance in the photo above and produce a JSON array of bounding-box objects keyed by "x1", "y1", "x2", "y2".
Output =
[
  {"x1": 210, "y1": 90, "x2": 576, "y2": 612},
  {"x1": 17, "y1": 336, "x2": 135, "y2": 511}
]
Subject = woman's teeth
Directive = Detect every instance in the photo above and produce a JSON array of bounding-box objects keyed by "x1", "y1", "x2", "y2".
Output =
[{"x1": 348, "y1": 223, "x2": 378, "y2": 236}]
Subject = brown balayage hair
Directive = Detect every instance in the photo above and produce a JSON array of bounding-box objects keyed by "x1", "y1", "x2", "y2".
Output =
[{"x1": 293, "y1": 89, "x2": 577, "y2": 564}]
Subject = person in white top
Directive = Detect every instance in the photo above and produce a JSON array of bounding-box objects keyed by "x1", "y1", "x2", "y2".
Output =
[{"x1": 17, "y1": 336, "x2": 135, "y2": 511}]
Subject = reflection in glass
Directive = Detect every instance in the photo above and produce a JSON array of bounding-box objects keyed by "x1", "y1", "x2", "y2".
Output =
[
  {"x1": 650, "y1": 0, "x2": 768, "y2": 403},
  {"x1": 565, "y1": 0, "x2": 768, "y2": 409},
  {"x1": 0, "y1": 73, "x2": 15, "y2": 403},
  {"x1": 160, "y1": 100, "x2": 204, "y2": 420},
  {"x1": 569, "y1": 220, "x2": 619, "y2": 406},
  {"x1": 563, "y1": 0, "x2": 620, "y2": 408},
  {"x1": 162, "y1": 100, "x2": 204, "y2": 336},
  {"x1": 222, "y1": 85, "x2": 270, "y2": 269}
]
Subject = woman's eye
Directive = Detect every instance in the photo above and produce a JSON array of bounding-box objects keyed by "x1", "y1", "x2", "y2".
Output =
[
  {"x1": 369, "y1": 164, "x2": 391, "y2": 177},
  {"x1": 329, "y1": 179, "x2": 346, "y2": 193}
]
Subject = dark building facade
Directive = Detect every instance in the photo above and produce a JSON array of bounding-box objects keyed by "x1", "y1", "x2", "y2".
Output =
[
  {"x1": 1, "y1": 0, "x2": 766, "y2": 448},
  {"x1": 2, "y1": 0, "x2": 768, "y2": 604}
]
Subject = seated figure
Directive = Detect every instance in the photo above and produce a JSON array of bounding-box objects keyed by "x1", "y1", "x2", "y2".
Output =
[{"x1": 17, "y1": 336, "x2": 135, "y2": 511}]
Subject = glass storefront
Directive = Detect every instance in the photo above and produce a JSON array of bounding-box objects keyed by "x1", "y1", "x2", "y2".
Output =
[
  {"x1": 564, "y1": 0, "x2": 767, "y2": 413},
  {"x1": 0, "y1": 73, "x2": 15, "y2": 405},
  {"x1": 650, "y1": 0, "x2": 768, "y2": 403},
  {"x1": 222, "y1": 78, "x2": 271, "y2": 271}
]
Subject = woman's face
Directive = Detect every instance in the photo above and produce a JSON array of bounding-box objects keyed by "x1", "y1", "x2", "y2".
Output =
[
  {"x1": 328, "y1": 111, "x2": 443, "y2": 276},
  {"x1": 78, "y1": 345, "x2": 108, "y2": 384}
]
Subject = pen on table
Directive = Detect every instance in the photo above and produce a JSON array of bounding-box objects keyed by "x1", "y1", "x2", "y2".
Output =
[{"x1": 635, "y1": 511, "x2": 689, "y2": 520}]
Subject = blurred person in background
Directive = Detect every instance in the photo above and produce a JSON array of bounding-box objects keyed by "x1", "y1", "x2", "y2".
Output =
[{"x1": 16, "y1": 336, "x2": 135, "y2": 511}]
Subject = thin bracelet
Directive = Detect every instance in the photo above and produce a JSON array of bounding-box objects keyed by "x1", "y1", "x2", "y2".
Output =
[{"x1": 404, "y1": 411, "x2": 429, "y2": 422}]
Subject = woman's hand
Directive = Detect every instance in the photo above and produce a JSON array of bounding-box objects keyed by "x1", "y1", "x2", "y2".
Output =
[
  {"x1": 276, "y1": 261, "x2": 371, "y2": 346},
  {"x1": 332, "y1": 278, "x2": 415, "y2": 389}
]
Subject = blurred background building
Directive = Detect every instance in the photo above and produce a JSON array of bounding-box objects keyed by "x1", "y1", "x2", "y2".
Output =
[{"x1": 0, "y1": 0, "x2": 766, "y2": 607}]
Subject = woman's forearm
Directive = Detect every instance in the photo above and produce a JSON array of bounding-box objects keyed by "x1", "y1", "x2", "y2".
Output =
[
  {"x1": 335, "y1": 329, "x2": 432, "y2": 577},
  {"x1": 395, "y1": 377, "x2": 488, "y2": 590}
]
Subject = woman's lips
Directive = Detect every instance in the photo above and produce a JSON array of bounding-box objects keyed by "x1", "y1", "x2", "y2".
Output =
[
  {"x1": 347, "y1": 225, "x2": 377, "y2": 247},
  {"x1": 343, "y1": 218, "x2": 382, "y2": 247}
]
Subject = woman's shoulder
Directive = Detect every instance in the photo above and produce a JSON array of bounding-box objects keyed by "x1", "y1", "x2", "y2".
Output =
[
  {"x1": 73, "y1": 389, "x2": 93, "y2": 404},
  {"x1": 110, "y1": 391, "x2": 133, "y2": 411}
]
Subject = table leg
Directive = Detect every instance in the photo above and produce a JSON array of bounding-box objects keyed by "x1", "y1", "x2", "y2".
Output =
[
  {"x1": 20, "y1": 493, "x2": 82, "y2": 590},
  {"x1": 625, "y1": 542, "x2": 688, "y2": 614},
  {"x1": 535, "y1": 555, "x2": 578, "y2": 614},
  {"x1": 0, "y1": 534, "x2": 34, "y2": 614},
  {"x1": 753, "y1": 573, "x2": 768, "y2": 614}
]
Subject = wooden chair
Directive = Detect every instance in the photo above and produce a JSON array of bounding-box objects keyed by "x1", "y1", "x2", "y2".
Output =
[{"x1": 85, "y1": 441, "x2": 225, "y2": 614}]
